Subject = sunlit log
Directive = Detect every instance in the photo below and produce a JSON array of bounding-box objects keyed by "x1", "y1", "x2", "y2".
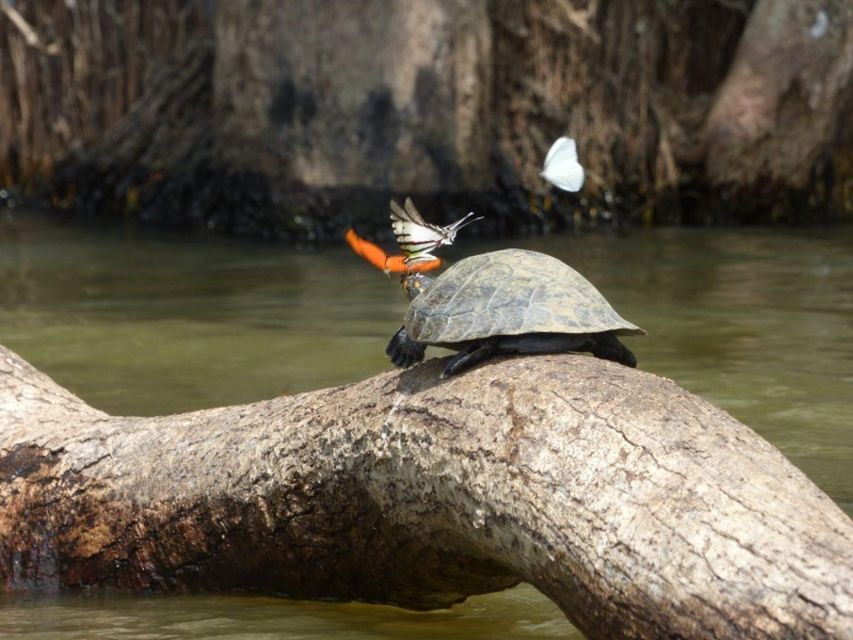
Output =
[{"x1": 1, "y1": 344, "x2": 851, "y2": 638}]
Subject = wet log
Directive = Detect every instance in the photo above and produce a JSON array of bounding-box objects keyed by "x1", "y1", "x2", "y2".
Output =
[{"x1": 1, "y1": 343, "x2": 851, "y2": 638}]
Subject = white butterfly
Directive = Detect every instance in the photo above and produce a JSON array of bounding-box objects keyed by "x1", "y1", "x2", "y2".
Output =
[
  {"x1": 390, "y1": 197, "x2": 482, "y2": 265},
  {"x1": 541, "y1": 136, "x2": 585, "y2": 192}
]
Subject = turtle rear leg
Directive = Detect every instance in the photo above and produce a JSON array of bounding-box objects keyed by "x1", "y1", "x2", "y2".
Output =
[
  {"x1": 386, "y1": 326, "x2": 425, "y2": 369},
  {"x1": 441, "y1": 339, "x2": 500, "y2": 378},
  {"x1": 443, "y1": 333, "x2": 594, "y2": 378},
  {"x1": 590, "y1": 331, "x2": 637, "y2": 368}
]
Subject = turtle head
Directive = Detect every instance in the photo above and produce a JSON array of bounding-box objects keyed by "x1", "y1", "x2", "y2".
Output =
[{"x1": 401, "y1": 272, "x2": 433, "y2": 301}]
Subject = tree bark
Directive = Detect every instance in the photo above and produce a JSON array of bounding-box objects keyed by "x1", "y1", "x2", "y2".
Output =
[
  {"x1": 705, "y1": 0, "x2": 853, "y2": 194},
  {"x1": 214, "y1": 0, "x2": 493, "y2": 194},
  {"x1": 1, "y1": 344, "x2": 851, "y2": 639}
]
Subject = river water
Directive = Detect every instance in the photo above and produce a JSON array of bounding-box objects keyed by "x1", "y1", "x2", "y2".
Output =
[{"x1": 1, "y1": 215, "x2": 851, "y2": 639}]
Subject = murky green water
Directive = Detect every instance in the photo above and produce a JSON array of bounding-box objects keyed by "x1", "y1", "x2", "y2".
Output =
[{"x1": 1, "y1": 214, "x2": 852, "y2": 638}]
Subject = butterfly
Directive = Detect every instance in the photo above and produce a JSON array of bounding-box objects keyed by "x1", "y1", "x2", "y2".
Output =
[
  {"x1": 390, "y1": 197, "x2": 482, "y2": 265},
  {"x1": 344, "y1": 228, "x2": 442, "y2": 275},
  {"x1": 541, "y1": 136, "x2": 585, "y2": 192}
]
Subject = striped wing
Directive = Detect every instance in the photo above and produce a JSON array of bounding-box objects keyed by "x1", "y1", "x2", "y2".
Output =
[{"x1": 390, "y1": 198, "x2": 450, "y2": 263}]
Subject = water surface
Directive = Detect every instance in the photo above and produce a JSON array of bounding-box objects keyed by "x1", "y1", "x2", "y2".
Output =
[{"x1": 1, "y1": 215, "x2": 851, "y2": 638}]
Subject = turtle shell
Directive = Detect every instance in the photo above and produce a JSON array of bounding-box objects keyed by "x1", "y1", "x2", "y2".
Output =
[{"x1": 405, "y1": 249, "x2": 645, "y2": 345}]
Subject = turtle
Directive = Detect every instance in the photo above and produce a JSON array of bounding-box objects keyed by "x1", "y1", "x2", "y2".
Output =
[{"x1": 385, "y1": 248, "x2": 645, "y2": 378}]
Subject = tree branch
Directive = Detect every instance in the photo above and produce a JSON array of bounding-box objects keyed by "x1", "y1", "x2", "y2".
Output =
[{"x1": 1, "y1": 344, "x2": 851, "y2": 638}]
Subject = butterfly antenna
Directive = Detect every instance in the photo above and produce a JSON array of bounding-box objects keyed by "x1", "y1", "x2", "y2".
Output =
[{"x1": 447, "y1": 211, "x2": 484, "y2": 233}]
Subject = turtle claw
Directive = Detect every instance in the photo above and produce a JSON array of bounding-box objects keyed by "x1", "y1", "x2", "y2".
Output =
[{"x1": 386, "y1": 326, "x2": 425, "y2": 369}]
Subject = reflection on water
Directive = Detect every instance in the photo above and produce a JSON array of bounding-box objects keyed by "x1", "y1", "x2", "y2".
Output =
[
  {"x1": 1, "y1": 215, "x2": 852, "y2": 638},
  {"x1": 0, "y1": 584, "x2": 573, "y2": 639}
]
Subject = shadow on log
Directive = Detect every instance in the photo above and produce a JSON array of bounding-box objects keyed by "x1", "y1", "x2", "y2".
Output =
[{"x1": 1, "y1": 344, "x2": 851, "y2": 638}]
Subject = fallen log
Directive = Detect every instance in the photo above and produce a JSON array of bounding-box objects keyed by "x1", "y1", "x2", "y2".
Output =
[{"x1": 1, "y1": 344, "x2": 851, "y2": 638}]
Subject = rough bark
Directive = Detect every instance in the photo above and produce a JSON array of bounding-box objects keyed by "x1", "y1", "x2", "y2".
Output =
[
  {"x1": 489, "y1": 0, "x2": 749, "y2": 217},
  {"x1": 0, "y1": 0, "x2": 208, "y2": 183},
  {"x1": 4, "y1": 1, "x2": 851, "y2": 228},
  {"x1": 1, "y1": 344, "x2": 851, "y2": 638},
  {"x1": 214, "y1": 0, "x2": 493, "y2": 194},
  {"x1": 704, "y1": 0, "x2": 853, "y2": 213}
]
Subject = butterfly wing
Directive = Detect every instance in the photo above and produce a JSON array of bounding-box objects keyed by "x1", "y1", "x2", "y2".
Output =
[
  {"x1": 541, "y1": 137, "x2": 585, "y2": 192},
  {"x1": 346, "y1": 228, "x2": 441, "y2": 273},
  {"x1": 390, "y1": 198, "x2": 448, "y2": 263},
  {"x1": 345, "y1": 228, "x2": 389, "y2": 269},
  {"x1": 544, "y1": 136, "x2": 575, "y2": 167}
]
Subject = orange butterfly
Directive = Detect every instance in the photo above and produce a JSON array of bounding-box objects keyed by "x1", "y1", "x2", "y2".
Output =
[{"x1": 345, "y1": 229, "x2": 442, "y2": 274}]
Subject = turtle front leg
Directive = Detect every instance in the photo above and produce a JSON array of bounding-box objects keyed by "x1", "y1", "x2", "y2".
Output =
[{"x1": 386, "y1": 326, "x2": 426, "y2": 369}]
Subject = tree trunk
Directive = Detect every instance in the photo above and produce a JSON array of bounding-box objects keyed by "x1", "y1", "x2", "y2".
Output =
[
  {"x1": 214, "y1": 0, "x2": 493, "y2": 195},
  {"x1": 704, "y1": 0, "x2": 853, "y2": 215},
  {"x1": 5, "y1": 2, "x2": 852, "y2": 227},
  {"x1": 1, "y1": 345, "x2": 851, "y2": 638}
]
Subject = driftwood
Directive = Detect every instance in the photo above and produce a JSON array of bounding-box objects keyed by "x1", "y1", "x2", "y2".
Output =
[{"x1": 1, "y1": 343, "x2": 851, "y2": 638}]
